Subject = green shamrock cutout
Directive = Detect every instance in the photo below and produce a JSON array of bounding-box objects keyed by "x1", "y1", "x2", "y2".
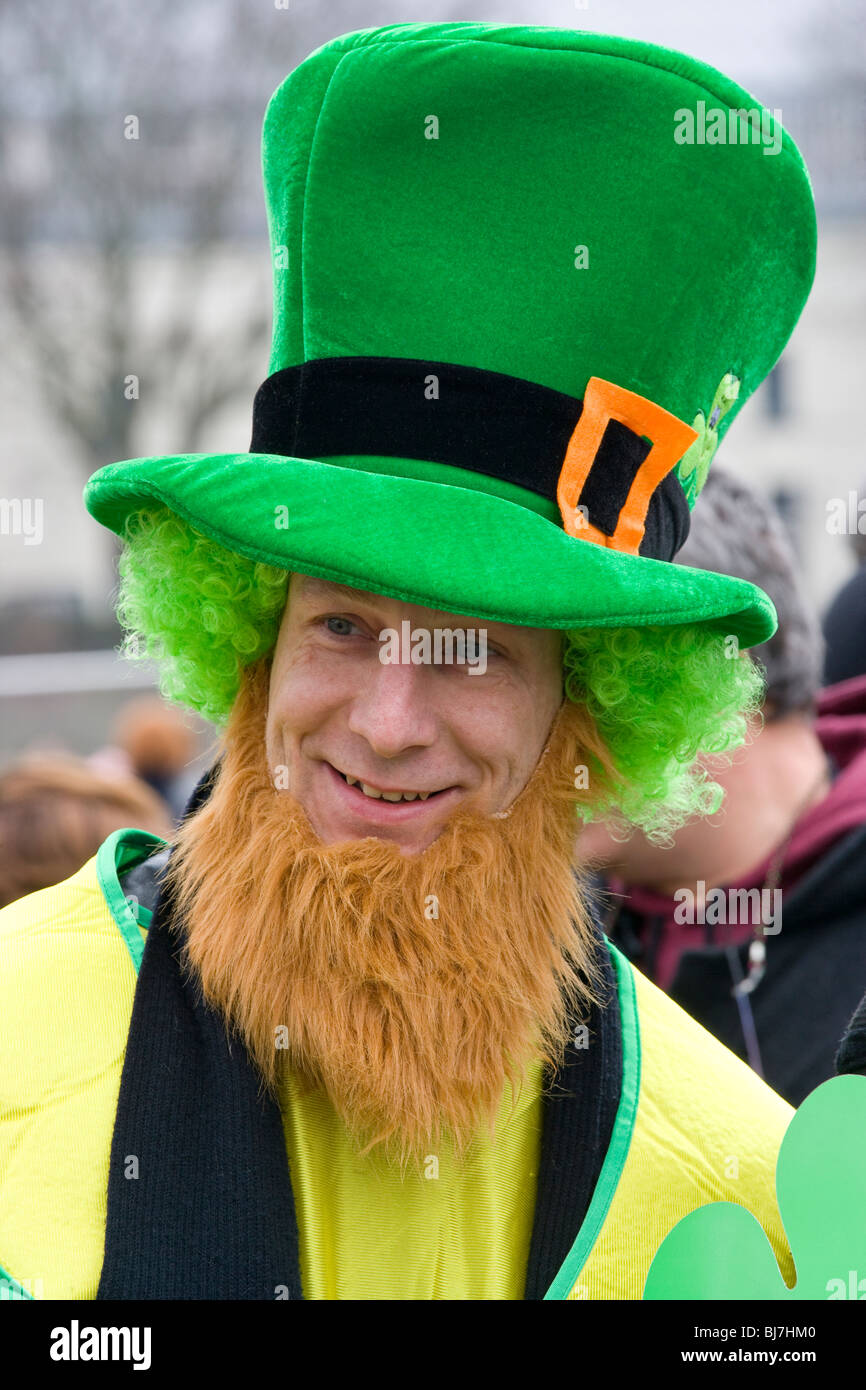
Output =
[
  {"x1": 643, "y1": 1074, "x2": 866, "y2": 1299},
  {"x1": 678, "y1": 372, "x2": 741, "y2": 506}
]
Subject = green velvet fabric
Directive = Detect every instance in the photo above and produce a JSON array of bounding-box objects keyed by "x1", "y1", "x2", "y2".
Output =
[
  {"x1": 262, "y1": 22, "x2": 816, "y2": 460},
  {"x1": 85, "y1": 451, "x2": 776, "y2": 645},
  {"x1": 84, "y1": 21, "x2": 817, "y2": 644}
]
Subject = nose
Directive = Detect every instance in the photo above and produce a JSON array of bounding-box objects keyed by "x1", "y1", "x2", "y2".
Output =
[{"x1": 346, "y1": 656, "x2": 439, "y2": 759}]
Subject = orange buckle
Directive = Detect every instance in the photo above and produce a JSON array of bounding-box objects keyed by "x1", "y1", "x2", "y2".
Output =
[{"x1": 556, "y1": 377, "x2": 698, "y2": 555}]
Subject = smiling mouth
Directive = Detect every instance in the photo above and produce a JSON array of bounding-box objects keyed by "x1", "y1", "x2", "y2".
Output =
[{"x1": 330, "y1": 765, "x2": 452, "y2": 804}]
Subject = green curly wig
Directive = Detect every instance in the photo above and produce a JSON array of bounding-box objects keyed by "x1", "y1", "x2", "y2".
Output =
[{"x1": 116, "y1": 507, "x2": 764, "y2": 842}]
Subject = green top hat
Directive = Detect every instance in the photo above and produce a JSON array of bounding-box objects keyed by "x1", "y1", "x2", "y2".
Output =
[{"x1": 84, "y1": 22, "x2": 817, "y2": 648}]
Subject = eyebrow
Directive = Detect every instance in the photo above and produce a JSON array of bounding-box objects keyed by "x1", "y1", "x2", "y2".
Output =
[{"x1": 295, "y1": 576, "x2": 371, "y2": 604}]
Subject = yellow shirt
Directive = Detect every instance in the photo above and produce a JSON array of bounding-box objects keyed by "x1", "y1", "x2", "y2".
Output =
[{"x1": 281, "y1": 1061, "x2": 544, "y2": 1300}]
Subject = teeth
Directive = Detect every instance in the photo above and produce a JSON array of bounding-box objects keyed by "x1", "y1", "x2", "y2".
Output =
[{"x1": 342, "y1": 771, "x2": 431, "y2": 803}]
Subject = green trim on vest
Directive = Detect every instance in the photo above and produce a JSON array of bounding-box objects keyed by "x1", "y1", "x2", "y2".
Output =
[
  {"x1": 543, "y1": 940, "x2": 640, "y2": 1299},
  {"x1": 96, "y1": 827, "x2": 167, "y2": 972},
  {"x1": 0, "y1": 1261, "x2": 33, "y2": 1300}
]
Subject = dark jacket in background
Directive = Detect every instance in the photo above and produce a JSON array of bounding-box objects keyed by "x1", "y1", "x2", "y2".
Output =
[
  {"x1": 836, "y1": 987, "x2": 866, "y2": 1077},
  {"x1": 824, "y1": 565, "x2": 866, "y2": 687}
]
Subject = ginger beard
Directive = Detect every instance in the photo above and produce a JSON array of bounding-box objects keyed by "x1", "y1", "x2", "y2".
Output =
[{"x1": 166, "y1": 656, "x2": 606, "y2": 1168}]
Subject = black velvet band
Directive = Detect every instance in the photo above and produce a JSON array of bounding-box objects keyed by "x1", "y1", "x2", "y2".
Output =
[
  {"x1": 250, "y1": 357, "x2": 691, "y2": 561},
  {"x1": 97, "y1": 765, "x2": 623, "y2": 1301}
]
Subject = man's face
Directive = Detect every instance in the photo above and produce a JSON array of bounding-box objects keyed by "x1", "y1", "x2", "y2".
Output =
[{"x1": 265, "y1": 574, "x2": 564, "y2": 854}]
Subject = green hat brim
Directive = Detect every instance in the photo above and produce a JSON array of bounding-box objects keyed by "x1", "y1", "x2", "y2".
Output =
[{"x1": 84, "y1": 453, "x2": 776, "y2": 647}]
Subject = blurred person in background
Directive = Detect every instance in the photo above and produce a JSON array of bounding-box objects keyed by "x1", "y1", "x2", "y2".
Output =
[
  {"x1": 579, "y1": 466, "x2": 866, "y2": 1105},
  {"x1": 88, "y1": 695, "x2": 200, "y2": 822},
  {"x1": 823, "y1": 479, "x2": 866, "y2": 685},
  {"x1": 0, "y1": 751, "x2": 173, "y2": 909}
]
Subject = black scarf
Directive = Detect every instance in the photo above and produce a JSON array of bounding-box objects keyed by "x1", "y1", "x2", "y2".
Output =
[{"x1": 97, "y1": 766, "x2": 622, "y2": 1300}]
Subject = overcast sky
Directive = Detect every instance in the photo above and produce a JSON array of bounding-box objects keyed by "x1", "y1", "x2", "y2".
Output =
[
  {"x1": 355, "y1": 0, "x2": 838, "y2": 93},
  {"x1": 535, "y1": 0, "x2": 826, "y2": 86}
]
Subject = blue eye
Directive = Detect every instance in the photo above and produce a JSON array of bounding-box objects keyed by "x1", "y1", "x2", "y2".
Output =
[{"x1": 324, "y1": 616, "x2": 358, "y2": 636}]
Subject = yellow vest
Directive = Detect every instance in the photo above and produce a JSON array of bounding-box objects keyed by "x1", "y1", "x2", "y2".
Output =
[{"x1": 0, "y1": 828, "x2": 795, "y2": 1300}]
